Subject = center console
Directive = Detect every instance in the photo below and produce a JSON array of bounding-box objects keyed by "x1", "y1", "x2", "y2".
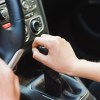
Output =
[{"x1": 0, "y1": 0, "x2": 96, "y2": 100}]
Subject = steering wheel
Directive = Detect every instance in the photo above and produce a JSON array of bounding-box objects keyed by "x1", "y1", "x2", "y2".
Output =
[{"x1": 0, "y1": 0, "x2": 25, "y2": 69}]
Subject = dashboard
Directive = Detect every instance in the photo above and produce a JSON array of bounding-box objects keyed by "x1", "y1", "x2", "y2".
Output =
[{"x1": 0, "y1": 0, "x2": 49, "y2": 53}]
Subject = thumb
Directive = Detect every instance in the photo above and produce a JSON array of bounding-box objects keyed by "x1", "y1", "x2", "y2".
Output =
[{"x1": 32, "y1": 48, "x2": 47, "y2": 64}]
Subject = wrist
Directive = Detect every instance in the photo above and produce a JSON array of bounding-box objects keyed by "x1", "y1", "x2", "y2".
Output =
[
  {"x1": 70, "y1": 59, "x2": 88, "y2": 77},
  {"x1": 71, "y1": 59, "x2": 84, "y2": 76},
  {"x1": 64, "y1": 58, "x2": 80, "y2": 76}
]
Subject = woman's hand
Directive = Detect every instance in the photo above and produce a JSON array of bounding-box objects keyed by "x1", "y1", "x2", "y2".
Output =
[
  {"x1": 32, "y1": 34, "x2": 79, "y2": 75},
  {"x1": 32, "y1": 34, "x2": 100, "y2": 82},
  {"x1": 0, "y1": 59, "x2": 20, "y2": 100}
]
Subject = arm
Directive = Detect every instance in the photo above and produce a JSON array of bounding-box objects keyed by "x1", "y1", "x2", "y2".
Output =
[
  {"x1": 32, "y1": 34, "x2": 100, "y2": 82},
  {"x1": 73, "y1": 59, "x2": 100, "y2": 82}
]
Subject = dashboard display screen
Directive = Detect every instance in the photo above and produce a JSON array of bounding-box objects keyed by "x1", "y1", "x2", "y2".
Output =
[{"x1": 0, "y1": 0, "x2": 5, "y2": 4}]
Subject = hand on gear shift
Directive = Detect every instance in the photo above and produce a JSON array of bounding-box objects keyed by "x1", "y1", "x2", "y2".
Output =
[
  {"x1": 32, "y1": 34, "x2": 78, "y2": 76},
  {"x1": 37, "y1": 46, "x2": 63, "y2": 97},
  {"x1": 35, "y1": 46, "x2": 72, "y2": 97}
]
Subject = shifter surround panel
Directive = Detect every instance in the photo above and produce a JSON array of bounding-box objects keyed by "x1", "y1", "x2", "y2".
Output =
[{"x1": 26, "y1": 74, "x2": 95, "y2": 100}]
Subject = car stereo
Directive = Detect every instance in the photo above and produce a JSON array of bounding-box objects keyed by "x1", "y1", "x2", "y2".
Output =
[{"x1": 0, "y1": 0, "x2": 49, "y2": 52}]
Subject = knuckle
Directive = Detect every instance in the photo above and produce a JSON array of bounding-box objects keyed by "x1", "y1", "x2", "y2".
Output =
[
  {"x1": 55, "y1": 38, "x2": 60, "y2": 45},
  {"x1": 41, "y1": 34, "x2": 46, "y2": 37},
  {"x1": 56, "y1": 36, "x2": 61, "y2": 40},
  {"x1": 49, "y1": 39, "x2": 59, "y2": 48},
  {"x1": 61, "y1": 38, "x2": 69, "y2": 43},
  {"x1": 62, "y1": 38, "x2": 66, "y2": 41},
  {"x1": 66, "y1": 41, "x2": 70, "y2": 45},
  {"x1": 34, "y1": 37, "x2": 39, "y2": 42}
]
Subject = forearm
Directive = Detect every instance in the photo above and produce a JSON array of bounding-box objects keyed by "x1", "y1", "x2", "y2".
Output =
[
  {"x1": 70, "y1": 59, "x2": 100, "y2": 82},
  {"x1": 32, "y1": 35, "x2": 100, "y2": 82}
]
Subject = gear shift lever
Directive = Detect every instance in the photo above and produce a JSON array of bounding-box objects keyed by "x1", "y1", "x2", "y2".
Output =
[{"x1": 37, "y1": 46, "x2": 71, "y2": 97}]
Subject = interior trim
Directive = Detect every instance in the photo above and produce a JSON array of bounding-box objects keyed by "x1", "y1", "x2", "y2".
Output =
[{"x1": 8, "y1": 49, "x2": 24, "y2": 69}]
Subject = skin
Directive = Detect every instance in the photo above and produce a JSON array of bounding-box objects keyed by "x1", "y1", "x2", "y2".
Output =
[
  {"x1": 0, "y1": 59, "x2": 20, "y2": 100},
  {"x1": 32, "y1": 34, "x2": 100, "y2": 82}
]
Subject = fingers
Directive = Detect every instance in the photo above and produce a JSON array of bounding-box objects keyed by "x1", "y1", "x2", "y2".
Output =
[
  {"x1": 32, "y1": 34, "x2": 62, "y2": 49},
  {"x1": 32, "y1": 48, "x2": 47, "y2": 64},
  {"x1": 32, "y1": 34, "x2": 63, "y2": 64},
  {"x1": 32, "y1": 37, "x2": 50, "y2": 49}
]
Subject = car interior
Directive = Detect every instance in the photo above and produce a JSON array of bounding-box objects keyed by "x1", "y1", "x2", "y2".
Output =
[{"x1": 0, "y1": 0, "x2": 100, "y2": 100}]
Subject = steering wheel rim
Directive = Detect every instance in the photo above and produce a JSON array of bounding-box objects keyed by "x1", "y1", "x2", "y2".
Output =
[{"x1": 0, "y1": 0, "x2": 25, "y2": 69}]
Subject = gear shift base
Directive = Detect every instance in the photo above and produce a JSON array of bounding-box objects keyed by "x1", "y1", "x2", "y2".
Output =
[
  {"x1": 28, "y1": 74, "x2": 91, "y2": 100},
  {"x1": 21, "y1": 48, "x2": 95, "y2": 100},
  {"x1": 43, "y1": 68, "x2": 68, "y2": 97}
]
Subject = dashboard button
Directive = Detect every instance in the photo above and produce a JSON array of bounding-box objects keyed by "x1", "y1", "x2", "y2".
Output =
[{"x1": 2, "y1": 23, "x2": 11, "y2": 29}]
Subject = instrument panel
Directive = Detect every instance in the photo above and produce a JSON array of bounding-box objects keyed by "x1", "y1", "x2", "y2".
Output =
[{"x1": 0, "y1": 0, "x2": 49, "y2": 53}]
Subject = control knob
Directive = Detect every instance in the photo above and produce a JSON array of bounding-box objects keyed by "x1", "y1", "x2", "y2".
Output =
[
  {"x1": 30, "y1": 19, "x2": 41, "y2": 34},
  {"x1": 0, "y1": 8, "x2": 8, "y2": 20},
  {"x1": 22, "y1": 1, "x2": 29, "y2": 10}
]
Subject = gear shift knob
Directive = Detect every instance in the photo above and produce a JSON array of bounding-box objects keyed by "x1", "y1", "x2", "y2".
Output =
[{"x1": 37, "y1": 46, "x2": 48, "y2": 55}]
